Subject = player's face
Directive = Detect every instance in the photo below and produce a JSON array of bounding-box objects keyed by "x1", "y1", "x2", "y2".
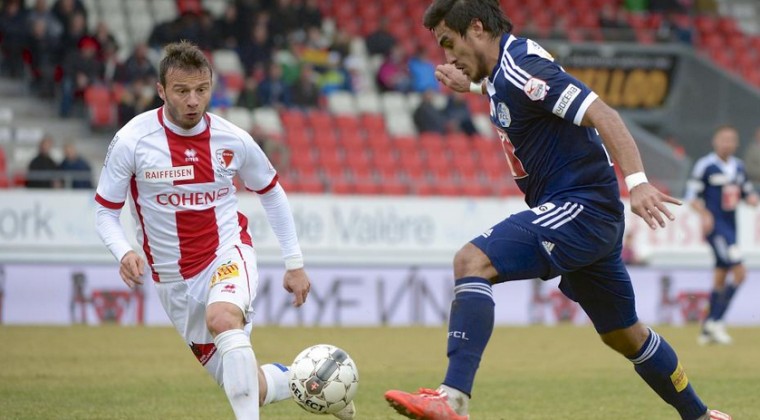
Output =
[
  {"x1": 712, "y1": 128, "x2": 738, "y2": 160},
  {"x1": 157, "y1": 67, "x2": 212, "y2": 129},
  {"x1": 433, "y1": 21, "x2": 491, "y2": 82}
]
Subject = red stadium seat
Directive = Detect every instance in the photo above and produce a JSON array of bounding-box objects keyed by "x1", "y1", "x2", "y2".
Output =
[
  {"x1": 361, "y1": 114, "x2": 387, "y2": 136},
  {"x1": 378, "y1": 179, "x2": 408, "y2": 195},
  {"x1": 84, "y1": 85, "x2": 117, "y2": 129}
]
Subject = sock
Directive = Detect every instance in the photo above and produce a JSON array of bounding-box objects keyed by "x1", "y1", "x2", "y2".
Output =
[
  {"x1": 261, "y1": 363, "x2": 291, "y2": 406},
  {"x1": 704, "y1": 289, "x2": 721, "y2": 323},
  {"x1": 439, "y1": 384, "x2": 469, "y2": 416},
  {"x1": 443, "y1": 277, "x2": 494, "y2": 397},
  {"x1": 629, "y1": 328, "x2": 707, "y2": 420},
  {"x1": 214, "y1": 329, "x2": 260, "y2": 420},
  {"x1": 714, "y1": 284, "x2": 737, "y2": 321}
]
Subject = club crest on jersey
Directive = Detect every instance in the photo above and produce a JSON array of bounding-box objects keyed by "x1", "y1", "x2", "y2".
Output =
[
  {"x1": 214, "y1": 149, "x2": 236, "y2": 177},
  {"x1": 496, "y1": 102, "x2": 511, "y2": 128},
  {"x1": 523, "y1": 77, "x2": 549, "y2": 101}
]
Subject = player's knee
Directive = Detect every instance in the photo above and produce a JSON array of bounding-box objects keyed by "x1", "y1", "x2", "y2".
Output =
[
  {"x1": 733, "y1": 265, "x2": 746, "y2": 283},
  {"x1": 453, "y1": 243, "x2": 492, "y2": 279},
  {"x1": 599, "y1": 323, "x2": 649, "y2": 357},
  {"x1": 206, "y1": 303, "x2": 244, "y2": 336}
]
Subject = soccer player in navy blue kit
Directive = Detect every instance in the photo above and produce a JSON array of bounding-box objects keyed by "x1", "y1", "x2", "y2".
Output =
[
  {"x1": 684, "y1": 125, "x2": 758, "y2": 346},
  {"x1": 384, "y1": 1, "x2": 732, "y2": 419}
]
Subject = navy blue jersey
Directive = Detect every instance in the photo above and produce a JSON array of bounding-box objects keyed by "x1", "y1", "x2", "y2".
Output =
[
  {"x1": 684, "y1": 152, "x2": 754, "y2": 232},
  {"x1": 486, "y1": 35, "x2": 622, "y2": 215}
]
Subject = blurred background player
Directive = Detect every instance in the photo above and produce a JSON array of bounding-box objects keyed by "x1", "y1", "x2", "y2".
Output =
[
  {"x1": 93, "y1": 41, "x2": 354, "y2": 420},
  {"x1": 684, "y1": 125, "x2": 758, "y2": 345},
  {"x1": 384, "y1": 1, "x2": 731, "y2": 419}
]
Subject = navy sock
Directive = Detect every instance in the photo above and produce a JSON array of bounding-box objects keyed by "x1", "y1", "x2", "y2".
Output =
[
  {"x1": 714, "y1": 284, "x2": 737, "y2": 321},
  {"x1": 443, "y1": 277, "x2": 495, "y2": 396},
  {"x1": 705, "y1": 289, "x2": 721, "y2": 322},
  {"x1": 629, "y1": 328, "x2": 707, "y2": 420}
]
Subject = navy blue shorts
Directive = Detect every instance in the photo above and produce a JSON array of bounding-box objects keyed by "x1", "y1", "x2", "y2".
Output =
[
  {"x1": 707, "y1": 227, "x2": 741, "y2": 268},
  {"x1": 471, "y1": 200, "x2": 638, "y2": 334}
]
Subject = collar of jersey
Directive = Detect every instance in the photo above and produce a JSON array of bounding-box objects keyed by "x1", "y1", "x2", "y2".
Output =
[
  {"x1": 160, "y1": 106, "x2": 208, "y2": 137},
  {"x1": 489, "y1": 33, "x2": 514, "y2": 83}
]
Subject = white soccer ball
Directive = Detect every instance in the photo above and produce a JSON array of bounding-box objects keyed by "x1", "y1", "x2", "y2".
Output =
[{"x1": 289, "y1": 344, "x2": 359, "y2": 415}]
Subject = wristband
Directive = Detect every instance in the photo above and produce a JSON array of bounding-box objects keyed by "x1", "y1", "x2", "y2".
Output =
[
  {"x1": 469, "y1": 81, "x2": 483, "y2": 95},
  {"x1": 625, "y1": 172, "x2": 648, "y2": 192},
  {"x1": 284, "y1": 255, "x2": 304, "y2": 270}
]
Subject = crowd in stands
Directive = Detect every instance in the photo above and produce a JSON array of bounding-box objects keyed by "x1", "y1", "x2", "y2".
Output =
[
  {"x1": 25, "y1": 134, "x2": 92, "y2": 189},
  {"x1": 0, "y1": 0, "x2": 756, "y2": 193}
]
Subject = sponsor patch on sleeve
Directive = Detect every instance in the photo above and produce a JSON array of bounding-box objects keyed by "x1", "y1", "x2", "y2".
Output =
[
  {"x1": 523, "y1": 77, "x2": 549, "y2": 101},
  {"x1": 526, "y1": 39, "x2": 554, "y2": 61},
  {"x1": 552, "y1": 84, "x2": 581, "y2": 118}
]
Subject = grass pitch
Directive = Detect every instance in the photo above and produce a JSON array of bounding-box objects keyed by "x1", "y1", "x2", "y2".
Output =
[{"x1": 0, "y1": 325, "x2": 757, "y2": 419}]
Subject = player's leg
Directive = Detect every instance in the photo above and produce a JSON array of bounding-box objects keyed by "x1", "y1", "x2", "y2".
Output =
[
  {"x1": 701, "y1": 234, "x2": 737, "y2": 344},
  {"x1": 385, "y1": 212, "x2": 555, "y2": 419},
  {"x1": 205, "y1": 246, "x2": 262, "y2": 420},
  {"x1": 562, "y1": 247, "x2": 723, "y2": 420}
]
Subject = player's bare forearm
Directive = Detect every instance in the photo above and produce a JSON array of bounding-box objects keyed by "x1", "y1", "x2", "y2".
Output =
[
  {"x1": 583, "y1": 99, "x2": 681, "y2": 229},
  {"x1": 582, "y1": 100, "x2": 644, "y2": 177}
]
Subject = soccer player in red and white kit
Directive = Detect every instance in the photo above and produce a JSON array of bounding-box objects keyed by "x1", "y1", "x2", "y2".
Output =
[{"x1": 94, "y1": 41, "x2": 355, "y2": 420}]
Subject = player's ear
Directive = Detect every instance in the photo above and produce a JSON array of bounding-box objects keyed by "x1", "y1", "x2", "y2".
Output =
[
  {"x1": 469, "y1": 18, "x2": 485, "y2": 38},
  {"x1": 156, "y1": 82, "x2": 165, "y2": 101}
]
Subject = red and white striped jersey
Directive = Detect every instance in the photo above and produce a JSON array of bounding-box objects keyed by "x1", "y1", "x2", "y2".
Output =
[{"x1": 95, "y1": 107, "x2": 278, "y2": 282}]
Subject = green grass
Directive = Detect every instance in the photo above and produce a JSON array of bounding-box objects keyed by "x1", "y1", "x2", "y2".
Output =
[{"x1": 0, "y1": 325, "x2": 756, "y2": 419}]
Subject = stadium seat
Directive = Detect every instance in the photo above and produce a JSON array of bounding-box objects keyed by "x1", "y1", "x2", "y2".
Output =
[
  {"x1": 84, "y1": 85, "x2": 117, "y2": 129},
  {"x1": 225, "y1": 107, "x2": 253, "y2": 132},
  {"x1": 327, "y1": 92, "x2": 358, "y2": 116},
  {"x1": 384, "y1": 111, "x2": 417, "y2": 137},
  {"x1": 252, "y1": 107, "x2": 284, "y2": 136},
  {"x1": 305, "y1": 110, "x2": 334, "y2": 135}
]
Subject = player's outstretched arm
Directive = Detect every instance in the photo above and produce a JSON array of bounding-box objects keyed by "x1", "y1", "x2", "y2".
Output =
[{"x1": 582, "y1": 99, "x2": 682, "y2": 230}]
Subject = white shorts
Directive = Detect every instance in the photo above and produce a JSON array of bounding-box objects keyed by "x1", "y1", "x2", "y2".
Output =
[{"x1": 154, "y1": 244, "x2": 259, "y2": 384}]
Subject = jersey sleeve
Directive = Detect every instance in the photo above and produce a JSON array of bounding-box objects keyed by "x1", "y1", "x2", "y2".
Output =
[
  {"x1": 509, "y1": 44, "x2": 598, "y2": 126},
  {"x1": 739, "y1": 162, "x2": 755, "y2": 198},
  {"x1": 239, "y1": 133, "x2": 279, "y2": 194},
  {"x1": 95, "y1": 134, "x2": 135, "y2": 209},
  {"x1": 683, "y1": 160, "x2": 706, "y2": 202}
]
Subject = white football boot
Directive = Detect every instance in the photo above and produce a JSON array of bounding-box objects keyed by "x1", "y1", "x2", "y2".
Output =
[{"x1": 704, "y1": 320, "x2": 733, "y2": 345}]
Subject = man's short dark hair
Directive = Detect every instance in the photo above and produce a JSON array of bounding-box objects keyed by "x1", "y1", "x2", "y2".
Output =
[
  {"x1": 423, "y1": 0, "x2": 512, "y2": 37},
  {"x1": 159, "y1": 41, "x2": 213, "y2": 86}
]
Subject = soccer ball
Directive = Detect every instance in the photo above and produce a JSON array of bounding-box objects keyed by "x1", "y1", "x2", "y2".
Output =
[{"x1": 289, "y1": 344, "x2": 359, "y2": 415}]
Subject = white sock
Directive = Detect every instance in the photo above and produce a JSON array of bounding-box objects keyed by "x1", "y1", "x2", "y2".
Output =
[
  {"x1": 260, "y1": 363, "x2": 292, "y2": 406},
  {"x1": 214, "y1": 329, "x2": 259, "y2": 420},
  {"x1": 439, "y1": 384, "x2": 469, "y2": 416}
]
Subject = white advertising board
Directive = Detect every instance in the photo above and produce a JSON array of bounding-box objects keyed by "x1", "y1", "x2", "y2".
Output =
[
  {"x1": 3, "y1": 190, "x2": 760, "y2": 267},
  {"x1": 1, "y1": 264, "x2": 758, "y2": 326}
]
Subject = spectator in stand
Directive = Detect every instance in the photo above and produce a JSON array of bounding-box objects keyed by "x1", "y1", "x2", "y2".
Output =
[
  {"x1": 58, "y1": 11, "x2": 89, "y2": 58},
  {"x1": 365, "y1": 17, "x2": 397, "y2": 57},
  {"x1": 195, "y1": 10, "x2": 221, "y2": 51},
  {"x1": 51, "y1": 0, "x2": 87, "y2": 36},
  {"x1": 599, "y1": 3, "x2": 635, "y2": 42},
  {"x1": 117, "y1": 76, "x2": 162, "y2": 125},
  {"x1": 148, "y1": 16, "x2": 182, "y2": 49},
  {"x1": 444, "y1": 92, "x2": 478, "y2": 137},
  {"x1": 236, "y1": 74, "x2": 260, "y2": 110},
  {"x1": 257, "y1": 61, "x2": 292, "y2": 108},
  {"x1": 92, "y1": 21, "x2": 118, "y2": 60},
  {"x1": 413, "y1": 90, "x2": 448, "y2": 135},
  {"x1": 408, "y1": 45, "x2": 439, "y2": 93},
  {"x1": 59, "y1": 37, "x2": 104, "y2": 117},
  {"x1": 292, "y1": 64, "x2": 320, "y2": 109},
  {"x1": 215, "y1": 2, "x2": 245, "y2": 50},
  {"x1": 58, "y1": 142, "x2": 92, "y2": 189},
  {"x1": 318, "y1": 53, "x2": 352, "y2": 95},
  {"x1": 26, "y1": 135, "x2": 60, "y2": 189},
  {"x1": 0, "y1": 0, "x2": 29, "y2": 77},
  {"x1": 25, "y1": 17, "x2": 61, "y2": 97},
  {"x1": 238, "y1": 23, "x2": 273, "y2": 75},
  {"x1": 27, "y1": 0, "x2": 63, "y2": 39},
  {"x1": 269, "y1": 0, "x2": 300, "y2": 47},
  {"x1": 742, "y1": 127, "x2": 760, "y2": 187},
  {"x1": 377, "y1": 45, "x2": 410, "y2": 92},
  {"x1": 117, "y1": 43, "x2": 156, "y2": 84},
  {"x1": 299, "y1": 0, "x2": 323, "y2": 30},
  {"x1": 329, "y1": 29, "x2": 352, "y2": 61}
]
